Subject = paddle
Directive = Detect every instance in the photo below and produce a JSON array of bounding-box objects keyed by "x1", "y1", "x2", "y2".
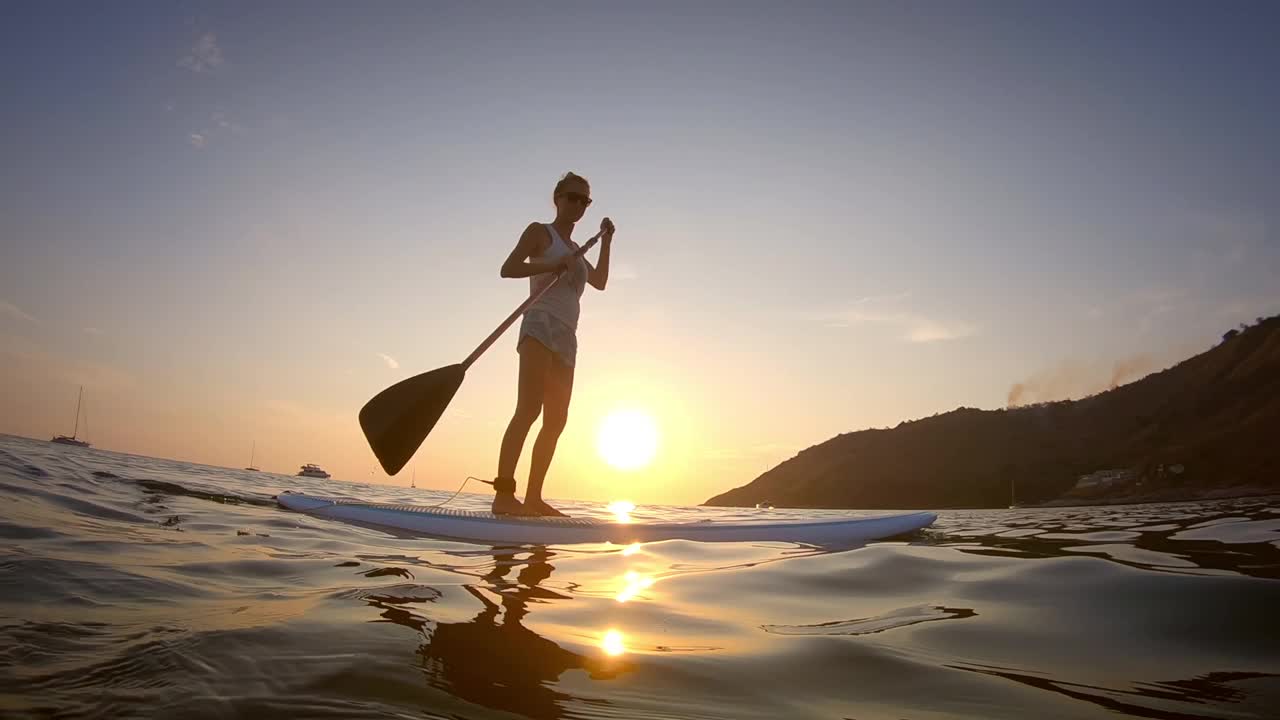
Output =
[{"x1": 360, "y1": 229, "x2": 606, "y2": 475}]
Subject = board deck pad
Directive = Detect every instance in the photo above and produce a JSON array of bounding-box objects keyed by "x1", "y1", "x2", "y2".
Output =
[{"x1": 277, "y1": 491, "x2": 937, "y2": 546}]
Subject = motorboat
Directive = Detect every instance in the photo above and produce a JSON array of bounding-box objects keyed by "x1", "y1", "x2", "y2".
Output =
[{"x1": 297, "y1": 464, "x2": 331, "y2": 479}]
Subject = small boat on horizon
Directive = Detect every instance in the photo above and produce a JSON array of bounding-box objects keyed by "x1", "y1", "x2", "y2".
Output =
[
  {"x1": 297, "y1": 463, "x2": 331, "y2": 479},
  {"x1": 51, "y1": 385, "x2": 91, "y2": 448}
]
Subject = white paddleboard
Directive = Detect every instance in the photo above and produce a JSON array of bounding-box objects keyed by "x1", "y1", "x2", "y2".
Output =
[{"x1": 277, "y1": 491, "x2": 937, "y2": 546}]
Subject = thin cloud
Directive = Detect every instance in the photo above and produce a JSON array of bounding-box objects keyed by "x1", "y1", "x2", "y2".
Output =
[
  {"x1": 83, "y1": 327, "x2": 104, "y2": 335},
  {"x1": 377, "y1": 353, "x2": 400, "y2": 370},
  {"x1": 186, "y1": 112, "x2": 245, "y2": 151},
  {"x1": 211, "y1": 111, "x2": 245, "y2": 133},
  {"x1": 824, "y1": 294, "x2": 975, "y2": 343},
  {"x1": 905, "y1": 319, "x2": 977, "y2": 343},
  {"x1": 1092, "y1": 286, "x2": 1188, "y2": 338},
  {"x1": 264, "y1": 398, "x2": 349, "y2": 423},
  {"x1": 848, "y1": 291, "x2": 913, "y2": 306},
  {"x1": 1, "y1": 333, "x2": 137, "y2": 392},
  {"x1": 1215, "y1": 295, "x2": 1280, "y2": 320},
  {"x1": 0, "y1": 300, "x2": 37, "y2": 324},
  {"x1": 1191, "y1": 211, "x2": 1266, "y2": 269},
  {"x1": 610, "y1": 263, "x2": 639, "y2": 281},
  {"x1": 179, "y1": 33, "x2": 224, "y2": 74}
]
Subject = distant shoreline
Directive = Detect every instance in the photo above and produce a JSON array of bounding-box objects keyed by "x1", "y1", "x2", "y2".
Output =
[
  {"x1": 1025, "y1": 486, "x2": 1280, "y2": 509},
  {"x1": 707, "y1": 489, "x2": 1279, "y2": 511}
]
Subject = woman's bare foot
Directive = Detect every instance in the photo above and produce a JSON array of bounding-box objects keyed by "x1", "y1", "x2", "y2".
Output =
[
  {"x1": 491, "y1": 492, "x2": 529, "y2": 516},
  {"x1": 522, "y1": 498, "x2": 568, "y2": 517},
  {"x1": 489, "y1": 477, "x2": 535, "y2": 516}
]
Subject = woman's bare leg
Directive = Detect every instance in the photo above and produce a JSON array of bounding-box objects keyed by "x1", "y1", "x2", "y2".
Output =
[
  {"x1": 523, "y1": 356, "x2": 574, "y2": 516},
  {"x1": 493, "y1": 338, "x2": 550, "y2": 514}
]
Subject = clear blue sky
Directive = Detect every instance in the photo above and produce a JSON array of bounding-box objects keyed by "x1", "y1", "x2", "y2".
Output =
[{"x1": 3, "y1": 2, "x2": 1277, "y2": 503}]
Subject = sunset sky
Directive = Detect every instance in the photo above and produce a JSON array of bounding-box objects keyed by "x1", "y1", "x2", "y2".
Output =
[{"x1": 3, "y1": 2, "x2": 1278, "y2": 505}]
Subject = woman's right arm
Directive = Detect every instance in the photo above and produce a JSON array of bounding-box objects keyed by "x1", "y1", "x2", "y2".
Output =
[{"x1": 500, "y1": 223, "x2": 561, "y2": 278}]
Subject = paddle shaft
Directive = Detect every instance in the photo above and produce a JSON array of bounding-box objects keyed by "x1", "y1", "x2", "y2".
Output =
[{"x1": 461, "y1": 230, "x2": 603, "y2": 370}]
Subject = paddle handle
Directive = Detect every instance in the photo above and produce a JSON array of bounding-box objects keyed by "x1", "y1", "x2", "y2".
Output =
[{"x1": 462, "y1": 231, "x2": 604, "y2": 370}]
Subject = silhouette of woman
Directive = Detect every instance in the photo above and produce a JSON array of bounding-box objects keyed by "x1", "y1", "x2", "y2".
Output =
[{"x1": 492, "y1": 172, "x2": 615, "y2": 516}]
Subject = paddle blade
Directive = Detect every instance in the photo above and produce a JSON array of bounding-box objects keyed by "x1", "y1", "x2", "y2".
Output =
[{"x1": 359, "y1": 363, "x2": 466, "y2": 475}]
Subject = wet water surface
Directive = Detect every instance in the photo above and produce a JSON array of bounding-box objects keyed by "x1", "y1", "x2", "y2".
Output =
[{"x1": 2, "y1": 434, "x2": 1278, "y2": 719}]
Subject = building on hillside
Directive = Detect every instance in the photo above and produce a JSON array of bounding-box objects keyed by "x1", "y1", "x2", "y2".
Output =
[{"x1": 1074, "y1": 469, "x2": 1133, "y2": 491}]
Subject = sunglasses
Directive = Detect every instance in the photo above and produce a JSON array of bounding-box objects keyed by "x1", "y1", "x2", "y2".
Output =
[{"x1": 560, "y1": 191, "x2": 592, "y2": 207}]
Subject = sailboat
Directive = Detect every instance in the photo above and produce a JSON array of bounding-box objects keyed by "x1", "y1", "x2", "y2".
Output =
[
  {"x1": 245, "y1": 441, "x2": 260, "y2": 471},
  {"x1": 51, "y1": 385, "x2": 91, "y2": 448}
]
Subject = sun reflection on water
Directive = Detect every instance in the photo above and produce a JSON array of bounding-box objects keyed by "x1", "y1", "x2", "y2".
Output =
[
  {"x1": 601, "y1": 629, "x2": 626, "y2": 656},
  {"x1": 607, "y1": 500, "x2": 636, "y2": 523},
  {"x1": 615, "y1": 570, "x2": 655, "y2": 603}
]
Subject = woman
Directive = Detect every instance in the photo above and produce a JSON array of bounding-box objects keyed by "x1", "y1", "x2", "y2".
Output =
[{"x1": 492, "y1": 172, "x2": 615, "y2": 516}]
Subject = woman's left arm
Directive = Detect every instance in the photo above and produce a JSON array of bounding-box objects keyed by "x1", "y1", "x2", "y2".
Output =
[{"x1": 587, "y1": 217, "x2": 615, "y2": 291}]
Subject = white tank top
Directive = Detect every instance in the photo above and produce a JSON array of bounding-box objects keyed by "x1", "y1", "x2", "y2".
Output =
[{"x1": 527, "y1": 224, "x2": 587, "y2": 329}]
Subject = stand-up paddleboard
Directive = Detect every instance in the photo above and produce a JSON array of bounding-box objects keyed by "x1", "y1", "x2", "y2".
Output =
[{"x1": 277, "y1": 492, "x2": 937, "y2": 545}]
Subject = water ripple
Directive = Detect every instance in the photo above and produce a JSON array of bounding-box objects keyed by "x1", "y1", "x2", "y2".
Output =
[{"x1": 1, "y1": 433, "x2": 1277, "y2": 719}]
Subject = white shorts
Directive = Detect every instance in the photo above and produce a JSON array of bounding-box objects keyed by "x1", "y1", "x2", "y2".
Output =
[{"x1": 518, "y1": 308, "x2": 577, "y2": 368}]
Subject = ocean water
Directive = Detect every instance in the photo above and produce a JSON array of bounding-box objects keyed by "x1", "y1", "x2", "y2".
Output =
[{"x1": 1, "y1": 434, "x2": 1278, "y2": 720}]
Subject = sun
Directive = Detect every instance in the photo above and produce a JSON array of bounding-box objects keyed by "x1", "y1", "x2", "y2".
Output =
[{"x1": 597, "y1": 409, "x2": 659, "y2": 471}]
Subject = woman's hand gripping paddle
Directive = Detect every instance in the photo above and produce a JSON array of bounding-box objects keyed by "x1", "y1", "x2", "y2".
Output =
[{"x1": 359, "y1": 230, "x2": 605, "y2": 475}]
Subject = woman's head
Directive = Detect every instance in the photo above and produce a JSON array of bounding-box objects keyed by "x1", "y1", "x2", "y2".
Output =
[{"x1": 553, "y1": 171, "x2": 591, "y2": 222}]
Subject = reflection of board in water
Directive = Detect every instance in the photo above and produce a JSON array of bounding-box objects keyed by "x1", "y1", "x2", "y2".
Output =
[{"x1": 277, "y1": 492, "x2": 937, "y2": 546}]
